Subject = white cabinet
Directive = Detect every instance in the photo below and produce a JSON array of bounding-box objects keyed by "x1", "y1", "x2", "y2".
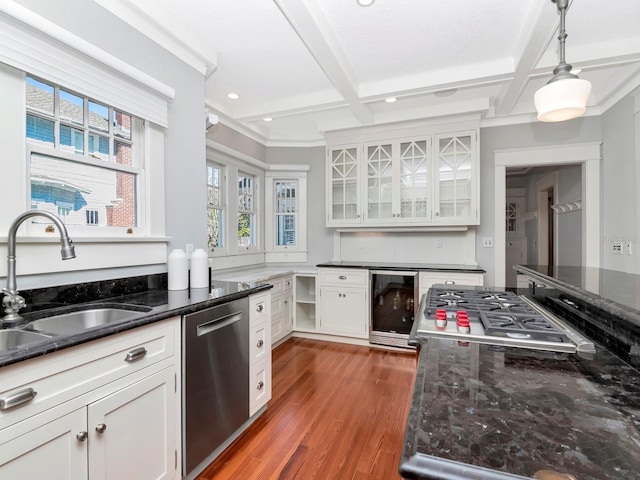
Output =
[
  {"x1": 268, "y1": 274, "x2": 294, "y2": 345},
  {"x1": 433, "y1": 131, "x2": 478, "y2": 225},
  {"x1": 317, "y1": 268, "x2": 368, "y2": 338},
  {"x1": 0, "y1": 318, "x2": 180, "y2": 480},
  {"x1": 294, "y1": 273, "x2": 316, "y2": 331},
  {"x1": 418, "y1": 271, "x2": 484, "y2": 301},
  {"x1": 327, "y1": 144, "x2": 361, "y2": 225},
  {"x1": 249, "y1": 292, "x2": 272, "y2": 416},
  {"x1": 326, "y1": 125, "x2": 479, "y2": 228},
  {"x1": 364, "y1": 138, "x2": 431, "y2": 224}
]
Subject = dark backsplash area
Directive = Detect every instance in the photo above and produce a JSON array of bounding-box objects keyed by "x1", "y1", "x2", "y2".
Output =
[
  {"x1": 18, "y1": 273, "x2": 168, "y2": 313},
  {"x1": 535, "y1": 289, "x2": 640, "y2": 367}
]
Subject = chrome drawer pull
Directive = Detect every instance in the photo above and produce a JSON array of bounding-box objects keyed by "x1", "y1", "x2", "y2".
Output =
[
  {"x1": 76, "y1": 431, "x2": 88, "y2": 442},
  {"x1": 125, "y1": 347, "x2": 147, "y2": 363},
  {"x1": 285, "y1": 281, "x2": 291, "y2": 287},
  {"x1": 257, "y1": 381, "x2": 264, "y2": 390},
  {"x1": 256, "y1": 304, "x2": 264, "y2": 312},
  {"x1": 0, "y1": 387, "x2": 37, "y2": 410},
  {"x1": 444, "y1": 280, "x2": 456, "y2": 285},
  {"x1": 338, "y1": 275, "x2": 347, "y2": 280},
  {"x1": 96, "y1": 423, "x2": 107, "y2": 434},
  {"x1": 256, "y1": 339, "x2": 264, "y2": 348}
]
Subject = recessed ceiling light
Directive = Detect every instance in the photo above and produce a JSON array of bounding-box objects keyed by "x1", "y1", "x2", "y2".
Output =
[
  {"x1": 227, "y1": 92, "x2": 240, "y2": 100},
  {"x1": 357, "y1": 0, "x2": 374, "y2": 6},
  {"x1": 263, "y1": 117, "x2": 273, "y2": 122},
  {"x1": 385, "y1": 97, "x2": 397, "y2": 103}
]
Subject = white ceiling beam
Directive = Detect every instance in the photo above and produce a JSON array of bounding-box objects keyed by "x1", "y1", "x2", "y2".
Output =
[
  {"x1": 272, "y1": 0, "x2": 374, "y2": 125},
  {"x1": 493, "y1": 0, "x2": 559, "y2": 116}
]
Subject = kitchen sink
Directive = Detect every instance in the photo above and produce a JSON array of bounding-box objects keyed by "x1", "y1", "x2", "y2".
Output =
[
  {"x1": 27, "y1": 306, "x2": 152, "y2": 335},
  {"x1": 0, "y1": 329, "x2": 52, "y2": 350}
]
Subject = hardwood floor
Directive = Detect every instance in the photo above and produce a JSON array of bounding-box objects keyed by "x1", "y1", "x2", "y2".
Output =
[{"x1": 196, "y1": 338, "x2": 417, "y2": 480}]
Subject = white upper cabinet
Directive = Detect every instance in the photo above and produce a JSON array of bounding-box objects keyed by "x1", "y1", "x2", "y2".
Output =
[
  {"x1": 327, "y1": 145, "x2": 361, "y2": 225},
  {"x1": 364, "y1": 137, "x2": 432, "y2": 225},
  {"x1": 433, "y1": 131, "x2": 478, "y2": 225},
  {"x1": 326, "y1": 121, "x2": 479, "y2": 228}
]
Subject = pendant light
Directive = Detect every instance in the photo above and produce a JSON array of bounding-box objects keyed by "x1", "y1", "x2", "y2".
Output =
[{"x1": 534, "y1": 0, "x2": 591, "y2": 122}]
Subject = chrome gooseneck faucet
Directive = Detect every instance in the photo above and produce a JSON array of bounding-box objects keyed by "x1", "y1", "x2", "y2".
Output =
[{"x1": 3, "y1": 211, "x2": 76, "y2": 323}]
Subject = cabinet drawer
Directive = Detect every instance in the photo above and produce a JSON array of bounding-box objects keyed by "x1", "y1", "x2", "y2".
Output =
[
  {"x1": 419, "y1": 272, "x2": 484, "y2": 291},
  {"x1": 318, "y1": 268, "x2": 368, "y2": 287},
  {"x1": 250, "y1": 292, "x2": 270, "y2": 325},
  {"x1": 0, "y1": 318, "x2": 177, "y2": 430},
  {"x1": 250, "y1": 319, "x2": 270, "y2": 364},
  {"x1": 249, "y1": 359, "x2": 271, "y2": 417}
]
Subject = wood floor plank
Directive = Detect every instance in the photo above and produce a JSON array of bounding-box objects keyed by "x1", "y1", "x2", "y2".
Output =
[{"x1": 196, "y1": 338, "x2": 416, "y2": 480}]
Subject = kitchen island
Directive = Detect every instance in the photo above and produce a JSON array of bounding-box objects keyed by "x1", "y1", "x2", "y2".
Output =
[{"x1": 400, "y1": 269, "x2": 640, "y2": 480}]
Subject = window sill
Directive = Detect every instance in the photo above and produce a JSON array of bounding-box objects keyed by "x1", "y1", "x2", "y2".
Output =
[{"x1": 0, "y1": 236, "x2": 169, "y2": 277}]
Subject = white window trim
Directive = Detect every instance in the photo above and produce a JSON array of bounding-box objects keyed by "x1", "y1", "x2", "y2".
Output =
[
  {"x1": 0, "y1": 63, "x2": 168, "y2": 278},
  {"x1": 0, "y1": 1, "x2": 174, "y2": 127},
  {"x1": 265, "y1": 171, "x2": 308, "y2": 263}
]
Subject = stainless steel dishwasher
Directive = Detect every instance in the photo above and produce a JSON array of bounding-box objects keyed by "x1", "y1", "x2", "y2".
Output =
[{"x1": 182, "y1": 297, "x2": 249, "y2": 477}]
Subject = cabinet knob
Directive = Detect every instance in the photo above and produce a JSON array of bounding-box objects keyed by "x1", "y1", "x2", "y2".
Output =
[
  {"x1": 95, "y1": 423, "x2": 107, "y2": 434},
  {"x1": 76, "y1": 431, "x2": 88, "y2": 442},
  {"x1": 256, "y1": 304, "x2": 264, "y2": 312},
  {"x1": 256, "y1": 339, "x2": 264, "y2": 348},
  {"x1": 338, "y1": 275, "x2": 347, "y2": 280},
  {"x1": 257, "y1": 381, "x2": 264, "y2": 390},
  {"x1": 285, "y1": 281, "x2": 291, "y2": 286},
  {"x1": 435, "y1": 212, "x2": 440, "y2": 216}
]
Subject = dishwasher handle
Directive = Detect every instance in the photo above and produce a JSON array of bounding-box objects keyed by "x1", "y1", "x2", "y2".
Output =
[{"x1": 197, "y1": 311, "x2": 243, "y2": 337}]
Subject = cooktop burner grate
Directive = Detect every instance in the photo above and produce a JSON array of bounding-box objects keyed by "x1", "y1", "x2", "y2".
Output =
[{"x1": 479, "y1": 312, "x2": 569, "y2": 342}]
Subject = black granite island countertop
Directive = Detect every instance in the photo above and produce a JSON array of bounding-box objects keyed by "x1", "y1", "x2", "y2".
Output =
[
  {"x1": 317, "y1": 261, "x2": 485, "y2": 273},
  {"x1": 0, "y1": 273, "x2": 272, "y2": 368},
  {"x1": 400, "y1": 337, "x2": 640, "y2": 479}
]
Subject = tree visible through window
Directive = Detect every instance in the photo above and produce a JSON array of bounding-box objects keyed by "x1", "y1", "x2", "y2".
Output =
[
  {"x1": 275, "y1": 180, "x2": 296, "y2": 246},
  {"x1": 207, "y1": 163, "x2": 224, "y2": 250},
  {"x1": 237, "y1": 172, "x2": 256, "y2": 248}
]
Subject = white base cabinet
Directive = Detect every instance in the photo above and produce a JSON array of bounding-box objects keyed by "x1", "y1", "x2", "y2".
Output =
[
  {"x1": 268, "y1": 275, "x2": 293, "y2": 345},
  {"x1": 0, "y1": 318, "x2": 180, "y2": 480},
  {"x1": 249, "y1": 292, "x2": 272, "y2": 416},
  {"x1": 317, "y1": 268, "x2": 368, "y2": 339}
]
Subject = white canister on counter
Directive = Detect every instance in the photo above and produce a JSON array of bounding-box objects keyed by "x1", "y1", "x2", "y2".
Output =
[
  {"x1": 168, "y1": 249, "x2": 188, "y2": 290},
  {"x1": 190, "y1": 248, "x2": 209, "y2": 289}
]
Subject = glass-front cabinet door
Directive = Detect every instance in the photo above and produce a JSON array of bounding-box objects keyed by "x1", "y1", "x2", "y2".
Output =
[
  {"x1": 398, "y1": 139, "x2": 430, "y2": 222},
  {"x1": 433, "y1": 131, "x2": 478, "y2": 224},
  {"x1": 365, "y1": 142, "x2": 393, "y2": 222},
  {"x1": 327, "y1": 145, "x2": 360, "y2": 225}
]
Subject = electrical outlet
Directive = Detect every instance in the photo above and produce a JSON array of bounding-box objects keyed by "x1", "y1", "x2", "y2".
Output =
[
  {"x1": 436, "y1": 237, "x2": 443, "y2": 248},
  {"x1": 482, "y1": 237, "x2": 494, "y2": 248},
  {"x1": 626, "y1": 240, "x2": 633, "y2": 256},
  {"x1": 612, "y1": 241, "x2": 622, "y2": 255},
  {"x1": 186, "y1": 243, "x2": 194, "y2": 258}
]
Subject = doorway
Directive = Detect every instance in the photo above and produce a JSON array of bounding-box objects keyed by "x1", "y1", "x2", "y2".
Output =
[{"x1": 493, "y1": 142, "x2": 601, "y2": 288}]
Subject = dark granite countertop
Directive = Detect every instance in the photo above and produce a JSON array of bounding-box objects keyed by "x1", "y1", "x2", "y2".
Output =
[
  {"x1": 515, "y1": 265, "x2": 640, "y2": 327},
  {"x1": 400, "y1": 337, "x2": 640, "y2": 480},
  {"x1": 0, "y1": 274, "x2": 271, "y2": 368},
  {"x1": 317, "y1": 261, "x2": 485, "y2": 273}
]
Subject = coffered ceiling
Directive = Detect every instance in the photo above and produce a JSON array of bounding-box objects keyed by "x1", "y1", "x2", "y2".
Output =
[{"x1": 97, "y1": 0, "x2": 640, "y2": 145}]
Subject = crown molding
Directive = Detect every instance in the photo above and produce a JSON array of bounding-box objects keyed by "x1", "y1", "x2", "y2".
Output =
[{"x1": 94, "y1": 0, "x2": 215, "y2": 77}]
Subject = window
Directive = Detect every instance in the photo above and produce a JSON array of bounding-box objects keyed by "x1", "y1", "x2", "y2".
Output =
[
  {"x1": 26, "y1": 75, "x2": 141, "y2": 233},
  {"x1": 207, "y1": 162, "x2": 224, "y2": 250},
  {"x1": 237, "y1": 172, "x2": 256, "y2": 249},
  {"x1": 265, "y1": 171, "x2": 307, "y2": 263},
  {"x1": 275, "y1": 180, "x2": 297, "y2": 246}
]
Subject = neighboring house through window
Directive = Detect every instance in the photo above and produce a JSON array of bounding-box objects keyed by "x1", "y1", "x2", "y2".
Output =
[
  {"x1": 26, "y1": 75, "x2": 140, "y2": 233},
  {"x1": 237, "y1": 172, "x2": 256, "y2": 249},
  {"x1": 207, "y1": 162, "x2": 224, "y2": 251}
]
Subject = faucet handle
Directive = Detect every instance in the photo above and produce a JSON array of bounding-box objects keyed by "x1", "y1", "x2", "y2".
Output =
[{"x1": 2, "y1": 289, "x2": 25, "y2": 313}]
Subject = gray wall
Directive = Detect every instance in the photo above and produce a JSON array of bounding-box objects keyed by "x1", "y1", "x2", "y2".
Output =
[
  {"x1": 265, "y1": 146, "x2": 333, "y2": 266},
  {"x1": 601, "y1": 95, "x2": 637, "y2": 273},
  {"x1": 208, "y1": 123, "x2": 267, "y2": 161},
  {"x1": 16, "y1": 0, "x2": 207, "y2": 285},
  {"x1": 478, "y1": 117, "x2": 603, "y2": 286}
]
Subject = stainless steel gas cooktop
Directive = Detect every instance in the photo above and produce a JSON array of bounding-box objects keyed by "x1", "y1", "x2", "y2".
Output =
[{"x1": 418, "y1": 286, "x2": 596, "y2": 353}]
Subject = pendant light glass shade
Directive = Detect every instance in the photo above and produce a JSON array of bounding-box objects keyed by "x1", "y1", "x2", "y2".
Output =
[
  {"x1": 534, "y1": 0, "x2": 591, "y2": 122},
  {"x1": 534, "y1": 77, "x2": 592, "y2": 122}
]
